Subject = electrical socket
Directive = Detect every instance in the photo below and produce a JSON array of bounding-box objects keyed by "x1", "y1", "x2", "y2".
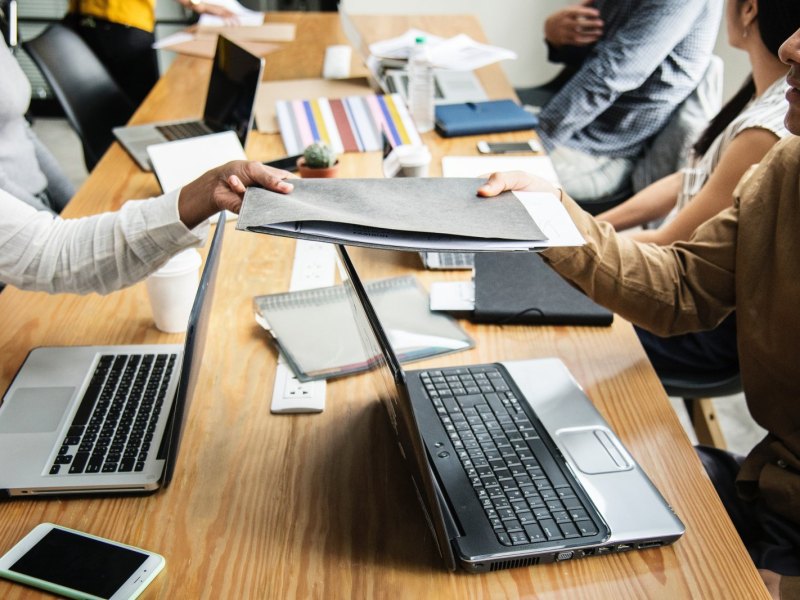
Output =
[
  {"x1": 271, "y1": 363, "x2": 325, "y2": 413},
  {"x1": 270, "y1": 240, "x2": 335, "y2": 414}
]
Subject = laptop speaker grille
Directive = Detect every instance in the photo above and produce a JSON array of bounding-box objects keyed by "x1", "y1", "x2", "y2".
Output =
[{"x1": 489, "y1": 556, "x2": 541, "y2": 571}]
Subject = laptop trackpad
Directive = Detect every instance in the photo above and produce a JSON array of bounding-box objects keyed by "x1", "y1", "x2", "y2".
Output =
[
  {"x1": 0, "y1": 387, "x2": 74, "y2": 433},
  {"x1": 557, "y1": 428, "x2": 632, "y2": 474}
]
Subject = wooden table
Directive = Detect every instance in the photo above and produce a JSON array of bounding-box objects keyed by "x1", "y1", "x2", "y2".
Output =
[{"x1": 0, "y1": 13, "x2": 768, "y2": 599}]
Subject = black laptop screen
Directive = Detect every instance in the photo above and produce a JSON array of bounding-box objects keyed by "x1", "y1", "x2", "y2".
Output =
[
  {"x1": 203, "y1": 36, "x2": 264, "y2": 146},
  {"x1": 336, "y1": 245, "x2": 456, "y2": 569}
]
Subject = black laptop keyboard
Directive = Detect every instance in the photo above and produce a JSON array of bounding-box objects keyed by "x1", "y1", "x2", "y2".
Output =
[
  {"x1": 49, "y1": 353, "x2": 176, "y2": 476},
  {"x1": 419, "y1": 366, "x2": 600, "y2": 547},
  {"x1": 156, "y1": 121, "x2": 214, "y2": 141},
  {"x1": 429, "y1": 252, "x2": 475, "y2": 269}
]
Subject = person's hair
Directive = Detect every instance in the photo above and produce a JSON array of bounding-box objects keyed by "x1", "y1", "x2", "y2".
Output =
[{"x1": 693, "y1": 0, "x2": 800, "y2": 156}]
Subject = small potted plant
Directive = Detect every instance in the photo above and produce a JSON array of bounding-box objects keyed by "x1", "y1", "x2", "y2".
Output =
[{"x1": 297, "y1": 141, "x2": 339, "y2": 178}]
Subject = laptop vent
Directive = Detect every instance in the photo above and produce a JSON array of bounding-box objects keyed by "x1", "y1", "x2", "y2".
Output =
[{"x1": 489, "y1": 556, "x2": 541, "y2": 571}]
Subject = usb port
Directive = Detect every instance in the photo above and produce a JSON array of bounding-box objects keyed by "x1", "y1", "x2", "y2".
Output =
[{"x1": 616, "y1": 544, "x2": 633, "y2": 552}]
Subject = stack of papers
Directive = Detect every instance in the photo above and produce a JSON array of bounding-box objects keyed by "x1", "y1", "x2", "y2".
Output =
[
  {"x1": 368, "y1": 28, "x2": 516, "y2": 71},
  {"x1": 441, "y1": 155, "x2": 560, "y2": 185},
  {"x1": 197, "y1": 0, "x2": 264, "y2": 27},
  {"x1": 153, "y1": 23, "x2": 295, "y2": 58}
]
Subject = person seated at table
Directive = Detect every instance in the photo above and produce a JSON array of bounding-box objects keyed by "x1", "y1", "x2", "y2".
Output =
[
  {"x1": 64, "y1": 0, "x2": 237, "y2": 106},
  {"x1": 1, "y1": 37, "x2": 73, "y2": 215},
  {"x1": 0, "y1": 161, "x2": 292, "y2": 294},
  {"x1": 595, "y1": 0, "x2": 798, "y2": 382},
  {"x1": 477, "y1": 25, "x2": 800, "y2": 599},
  {"x1": 524, "y1": 0, "x2": 723, "y2": 208}
]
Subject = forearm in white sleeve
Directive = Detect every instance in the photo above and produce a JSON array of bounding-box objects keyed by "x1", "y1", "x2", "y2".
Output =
[{"x1": 0, "y1": 189, "x2": 209, "y2": 294}]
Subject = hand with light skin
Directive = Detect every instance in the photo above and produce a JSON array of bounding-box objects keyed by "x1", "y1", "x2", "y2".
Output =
[
  {"x1": 178, "y1": 160, "x2": 293, "y2": 229},
  {"x1": 544, "y1": 0, "x2": 604, "y2": 48},
  {"x1": 175, "y1": 0, "x2": 236, "y2": 19},
  {"x1": 477, "y1": 170, "x2": 561, "y2": 199}
]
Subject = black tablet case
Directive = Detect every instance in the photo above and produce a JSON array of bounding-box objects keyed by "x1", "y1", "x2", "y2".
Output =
[{"x1": 473, "y1": 252, "x2": 613, "y2": 326}]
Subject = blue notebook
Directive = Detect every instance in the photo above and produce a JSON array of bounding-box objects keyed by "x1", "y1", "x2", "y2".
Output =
[{"x1": 434, "y1": 99, "x2": 539, "y2": 137}]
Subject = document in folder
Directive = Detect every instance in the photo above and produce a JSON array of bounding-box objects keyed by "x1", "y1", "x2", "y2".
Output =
[{"x1": 236, "y1": 178, "x2": 584, "y2": 252}]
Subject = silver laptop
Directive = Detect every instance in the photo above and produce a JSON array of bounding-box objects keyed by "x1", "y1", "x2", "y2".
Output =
[
  {"x1": 338, "y1": 5, "x2": 487, "y2": 106},
  {"x1": 0, "y1": 214, "x2": 226, "y2": 498},
  {"x1": 383, "y1": 69, "x2": 489, "y2": 104},
  {"x1": 383, "y1": 68, "x2": 487, "y2": 106},
  {"x1": 114, "y1": 36, "x2": 264, "y2": 171},
  {"x1": 337, "y1": 245, "x2": 684, "y2": 571}
]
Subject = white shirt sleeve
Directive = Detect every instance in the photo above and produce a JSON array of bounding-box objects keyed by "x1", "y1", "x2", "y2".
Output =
[{"x1": 0, "y1": 188, "x2": 209, "y2": 294}]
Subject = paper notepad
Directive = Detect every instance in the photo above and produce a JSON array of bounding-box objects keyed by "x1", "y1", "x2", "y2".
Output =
[
  {"x1": 275, "y1": 93, "x2": 421, "y2": 155},
  {"x1": 253, "y1": 276, "x2": 473, "y2": 381}
]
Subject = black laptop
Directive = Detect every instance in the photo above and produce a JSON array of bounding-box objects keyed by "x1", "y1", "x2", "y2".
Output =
[
  {"x1": 337, "y1": 245, "x2": 684, "y2": 571},
  {"x1": 113, "y1": 35, "x2": 264, "y2": 171}
]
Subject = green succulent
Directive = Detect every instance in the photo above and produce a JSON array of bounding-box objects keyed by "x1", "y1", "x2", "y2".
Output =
[{"x1": 303, "y1": 142, "x2": 338, "y2": 168}]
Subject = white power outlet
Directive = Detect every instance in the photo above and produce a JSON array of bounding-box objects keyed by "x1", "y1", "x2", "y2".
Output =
[{"x1": 270, "y1": 241, "x2": 336, "y2": 414}]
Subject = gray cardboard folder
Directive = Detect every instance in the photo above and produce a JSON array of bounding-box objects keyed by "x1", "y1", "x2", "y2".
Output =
[{"x1": 236, "y1": 178, "x2": 552, "y2": 252}]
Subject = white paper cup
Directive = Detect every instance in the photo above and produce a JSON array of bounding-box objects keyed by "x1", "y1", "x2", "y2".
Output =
[
  {"x1": 396, "y1": 145, "x2": 432, "y2": 177},
  {"x1": 146, "y1": 249, "x2": 202, "y2": 333}
]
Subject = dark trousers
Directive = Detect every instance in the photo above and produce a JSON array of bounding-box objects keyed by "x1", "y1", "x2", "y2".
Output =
[
  {"x1": 697, "y1": 445, "x2": 800, "y2": 575},
  {"x1": 636, "y1": 312, "x2": 739, "y2": 379},
  {"x1": 64, "y1": 14, "x2": 158, "y2": 107}
]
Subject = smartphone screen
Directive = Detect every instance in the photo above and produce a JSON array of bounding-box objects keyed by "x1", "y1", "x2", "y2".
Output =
[
  {"x1": 479, "y1": 141, "x2": 539, "y2": 153},
  {"x1": 7, "y1": 528, "x2": 149, "y2": 599}
]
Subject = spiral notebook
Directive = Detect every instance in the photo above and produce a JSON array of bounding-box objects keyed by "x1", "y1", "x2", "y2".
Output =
[{"x1": 253, "y1": 276, "x2": 473, "y2": 381}]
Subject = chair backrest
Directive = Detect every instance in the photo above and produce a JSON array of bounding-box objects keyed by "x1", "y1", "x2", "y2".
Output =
[
  {"x1": 22, "y1": 23, "x2": 136, "y2": 171},
  {"x1": 631, "y1": 55, "x2": 724, "y2": 194}
]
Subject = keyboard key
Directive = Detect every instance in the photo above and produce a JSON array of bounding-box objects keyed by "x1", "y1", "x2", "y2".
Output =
[
  {"x1": 496, "y1": 532, "x2": 512, "y2": 546},
  {"x1": 524, "y1": 523, "x2": 545, "y2": 542},
  {"x1": 577, "y1": 521, "x2": 599, "y2": 536},
  {"x1": 539, "y1": 519, "x2": 563, "y2": 541},
  {"x1": 509, "y1": 531, "x2": 528, "y2": 545},
  {"x1": 560, "y1": 522, "x2": 580, "y2": 538},
  {"x1": 68, "y1": 452, "x2": 90, "y2": 474}
]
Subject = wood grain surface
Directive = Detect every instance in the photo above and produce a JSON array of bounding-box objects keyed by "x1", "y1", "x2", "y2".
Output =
[{"x1": 0, "y1": 13, "x2": 767, "y2": 600}]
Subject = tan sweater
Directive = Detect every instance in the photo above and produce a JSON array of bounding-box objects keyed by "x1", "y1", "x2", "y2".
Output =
[{"x1": 543, "y1": 136, "x2": 800, "y2": 596}]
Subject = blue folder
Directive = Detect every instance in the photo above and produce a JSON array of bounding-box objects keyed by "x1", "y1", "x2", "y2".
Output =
[{"x1": 434, "y1": 99, "x2": 539, "y2": 138}]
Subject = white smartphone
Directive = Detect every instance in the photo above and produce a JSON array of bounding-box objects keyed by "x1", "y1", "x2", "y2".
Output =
[
  {"x1": 476, "y1": 140, "x2": 542, "y2": 154},
  {"x1": 0, "y1": 523, "x2": 165, "y2": 600}
]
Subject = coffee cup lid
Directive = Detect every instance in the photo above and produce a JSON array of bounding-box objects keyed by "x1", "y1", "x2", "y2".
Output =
[{"x1": 150, "y1": 248, "x2": 202, "y2": 277}]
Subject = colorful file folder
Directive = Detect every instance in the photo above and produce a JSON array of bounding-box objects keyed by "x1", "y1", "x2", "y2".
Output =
[{"x1": 275, "y1": 93, "x2": 421, "y2": 155}]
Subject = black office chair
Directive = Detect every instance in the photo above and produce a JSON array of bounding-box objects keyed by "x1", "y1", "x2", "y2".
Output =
[
  {"x1": 661, "y1": 370, "x2": 742, "y2": 449},
  {"x1": 22, "y1": 23, "x2": 136, "y2": 171}
]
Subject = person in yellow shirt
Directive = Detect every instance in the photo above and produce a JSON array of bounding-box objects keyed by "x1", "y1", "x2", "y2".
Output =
[{"x1": 64, "y1": 0, "x2": 234, "y2": 106}]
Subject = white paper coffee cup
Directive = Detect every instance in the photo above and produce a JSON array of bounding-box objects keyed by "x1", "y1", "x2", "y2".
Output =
[
  {"x1": 396, "y1": 145, "x2": 432, "y2": 177},
  {"x1": 146, "y1": 248, "x2": 202, "y2": 333}
]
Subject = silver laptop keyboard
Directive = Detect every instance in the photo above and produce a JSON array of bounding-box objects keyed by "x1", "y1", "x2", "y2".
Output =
[
  {"x1": 50, "y1": 353, "x2": 176, "y2": 476},
  {"x1": 156, "y1": 121, "x2": 214, "y2": 141},
  {"x1": 420, "y1": 365, "x2": 600, "y2": 547}
]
